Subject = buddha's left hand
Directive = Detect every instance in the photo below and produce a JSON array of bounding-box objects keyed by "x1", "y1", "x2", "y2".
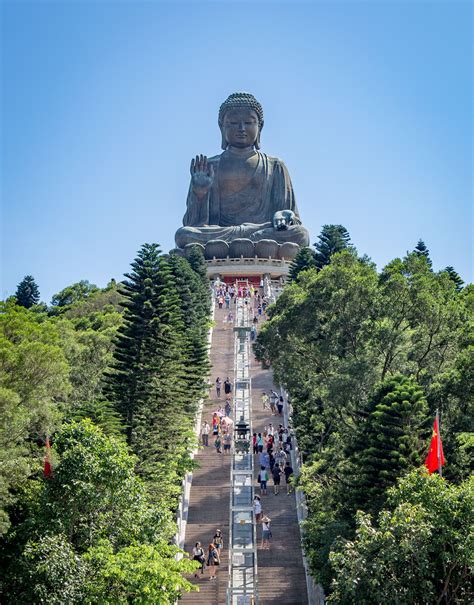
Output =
[{"x1": 273, "y1": 210, "x2": 296, "y2": 230}]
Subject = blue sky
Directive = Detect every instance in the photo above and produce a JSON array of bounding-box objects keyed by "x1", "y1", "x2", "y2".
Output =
[{"x1": 2, "y1": 0, "x2": 472, "y2": 302}]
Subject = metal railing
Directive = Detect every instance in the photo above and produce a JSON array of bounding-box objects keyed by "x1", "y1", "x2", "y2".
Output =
[{"x1": 227, "y1": 298, "x2": 259, "y2": 605}]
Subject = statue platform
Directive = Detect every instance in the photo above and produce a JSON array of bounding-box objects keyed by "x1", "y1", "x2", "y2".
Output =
[{"x1": 206, "y1": 256, "x2": 291, "y2": 282}]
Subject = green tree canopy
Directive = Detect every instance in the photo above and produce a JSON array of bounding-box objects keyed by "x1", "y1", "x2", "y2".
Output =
[
  {"x1": 329, "y1": 471, "x2": 473, "y2": 605},
  {"x1": 255, "y1": 249, "x2": 471, "y2": 592},
  {"x1": 2, "y1": 420, "x2": 197, "y2": 604},
  {"x1": 15, "y1": 275, "x2": 40, "y2": 308},
  {"x1": 313, "y1": 224, "x2": 353, "y2": 269},
  {"x1": 51, "y1": 280, "x2": 99, "y2": 309}
]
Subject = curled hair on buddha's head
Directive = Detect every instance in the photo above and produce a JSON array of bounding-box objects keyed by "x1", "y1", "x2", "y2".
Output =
[{"x1": 218, "y1": 92, "x2": 264, "y2": 150}]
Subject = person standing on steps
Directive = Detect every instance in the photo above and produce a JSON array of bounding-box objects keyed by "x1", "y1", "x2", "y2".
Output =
[
  {"x1": 277, "y1": 395, "x2": 284, "y2": 416},
  {"x1": 250, "y1": 324, "x2": 257, "y2": 341},
  {"x1": 268, "y1": 450, "x2": 276, "y2": 472},
  {"x1": 207, "y1": 543, "x2": 220, "y2": 580},
  {"x1": 223, "y1": 431, "x2": 232, "y2": 454},
  {"x1": 259, "y1": 449, "x2": 269, "y2": 470},
  {"x1": 224, "y1": 376, "x2": 233, "y2": 396},
  {"x1": 284, "y1": 461, "x2": 294, "y2": 494},
  {"x1": 201, "y1": 421, "x2": 210, "y2": 446},
  {"x1": 261, "y1": 516, "x2": 271, "y2": 550},
  {"x1": 275, "y1": 446, "x2": 287, "y2": 470},
  {"x1": 213, "y1": 529, "x2": 224, "y2": 554},
  {"x1": 261, "y1": 391, "x2": 269, "y2": 410},
  {"x1": 225, "y1": 398, "x2": 232, "y2": 417},
  {"x1": 192, "y1": 542, "x2": 206, "y2": 577},
  {"x1": 258, "y1": 465, "x2": 269, "y2": 495},
  {"x1": 214, "y1": 432, "x2": 222, "y2": 454},
  {"x1": 269, "y1": 390, "x2": 278, "y2": 415},
  {"x1": 215, "y1": 377, "x2": 222, "y2": 398},
  {"x1": 253, "y1": 495, "x2": 262, "y2": 522},
  {"x1": 272, "y1": 464, "x2": 282, "y2": 495}
]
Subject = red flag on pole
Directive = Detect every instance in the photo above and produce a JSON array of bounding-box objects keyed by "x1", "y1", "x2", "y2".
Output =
[
  {"x1": 44, "y1": 437, "x2": 53, "y2": 478},
  {"x1": 425, "y1": 413, "x2": 445, "y2": 475}
]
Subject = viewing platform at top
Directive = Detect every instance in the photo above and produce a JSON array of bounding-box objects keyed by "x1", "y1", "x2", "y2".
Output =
[{"x1": 205, "y1": 257, "x2": 291, "y2": 282}]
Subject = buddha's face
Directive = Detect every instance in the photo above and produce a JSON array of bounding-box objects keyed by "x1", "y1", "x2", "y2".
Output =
[{"x1": 221, "y1": 108, "x2": 259, "y2": 149}]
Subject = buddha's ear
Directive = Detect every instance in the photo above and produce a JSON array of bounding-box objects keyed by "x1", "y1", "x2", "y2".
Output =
[
  {"x1": 255, "y1": 125, "x2": 263, "y2": 150},
  {"x1": 220, "y1": 126, "x2": 227, "y2": 151}
]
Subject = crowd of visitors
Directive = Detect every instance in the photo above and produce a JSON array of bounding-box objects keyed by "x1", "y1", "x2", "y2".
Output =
[
  {"x1": 200, "y1": 376, "x2": 235, "y2": 455},
  {"x1": 213, "y1": 280, "x2": 272, "y2": 322}
]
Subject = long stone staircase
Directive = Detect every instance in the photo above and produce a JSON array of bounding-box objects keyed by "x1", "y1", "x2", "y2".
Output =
[
  {"x1": 180, "y1": 302, "x2": 308, "y2": 604},
  {"x1": 180, "y1": 306, "x2": 233, "y2": 604}
]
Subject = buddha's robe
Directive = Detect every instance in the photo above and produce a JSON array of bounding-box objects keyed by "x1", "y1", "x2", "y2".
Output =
[{"x1": 175, "y1": 151, "x2": 309, "y2": 248}]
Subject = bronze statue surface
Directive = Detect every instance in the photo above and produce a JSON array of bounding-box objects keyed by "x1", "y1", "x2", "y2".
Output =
[{"x1": 174, "y1": 92, "x2": 309, "y2": 259}]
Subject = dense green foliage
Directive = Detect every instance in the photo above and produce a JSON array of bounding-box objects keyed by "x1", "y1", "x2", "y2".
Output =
[
  {"x1": 345, "y1": 375, "x2": 428, "y2": 516},
  {"x1": 289, "y1": 224, "x2": 353, "y2": 280},
  {"x1": 0, "y1": 244, "x2": 210, "y2": 602},
  {"x1": 255, "y1": 248, "x2": 473, "y2": 599},
  {"x1": 105, "y1": 244, "x2": 210, "y2": 502},
  {"x1": 15, "y1": 275, "x2": 40, "y2": 308},
  {"x1": 50, "y1": 279, "x2": 100, "y2": 309},
  {"x1": 314, "y1": 224, "x2": 353, "y2": 269},
  {"x1": 330, "y1": 472, "x2": 473, "y2": 604}
]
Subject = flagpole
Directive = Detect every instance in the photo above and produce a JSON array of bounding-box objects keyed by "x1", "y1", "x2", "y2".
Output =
[{"x1": 436, "y1": 409, "x2": 442, "y2": 478}]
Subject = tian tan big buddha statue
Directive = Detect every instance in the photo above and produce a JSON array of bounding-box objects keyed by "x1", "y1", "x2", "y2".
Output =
[{"x1": 174, "y1": 92, "x2": 310, "y2": 260}]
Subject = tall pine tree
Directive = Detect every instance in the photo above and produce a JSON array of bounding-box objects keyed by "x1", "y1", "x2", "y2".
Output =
[
  {"x1": 289, "y1": 247, "x2": 316, "y2": 281},
  {"x1": 314, "y1": 225, "x2": 353, "y2": 269},
  {"x1": 443, "y1": 266, "x2": 464, "y2": 291},
  {"x1": 185, "y1": 244, "x2": 208, "y2": 285},
  {"x1": 105, "y1": 244, "x2": 205, "y2": 501},
  {"x1": 15, "y1": 275, "x2": 40, "y2": 308},
  {"x1": 346, "y1": 375, "x2": 428, "y2": 516},
  {"x1": 413, "y1": 239, "x2": 432, "y2": 268},
  {"x1": 167, "y1": 253, "x2": 210, "y2": 405}
]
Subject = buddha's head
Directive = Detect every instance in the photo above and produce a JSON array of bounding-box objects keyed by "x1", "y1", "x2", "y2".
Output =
[{"x1": 218, "y1": 92, "x2": 264, "y2": 151}]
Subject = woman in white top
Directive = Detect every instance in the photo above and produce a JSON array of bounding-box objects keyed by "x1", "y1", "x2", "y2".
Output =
[
  {"x1": 253, "y1": 495, "x2": 262, "y2": 522},
  {"x1": 261, "y1": 516, "x2": 271, "y2": 550},
  {"x1": 192, "y1": 541, "x2": 206, "y2": 577}
]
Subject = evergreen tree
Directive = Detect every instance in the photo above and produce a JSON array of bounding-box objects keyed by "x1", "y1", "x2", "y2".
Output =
[
  {"x1": 105, "y1": 244, "x2": 181, "y2": 440},
  {"x1": 443, "y1": 266, "x2": 464, "y2": 291},
  {"x1": 288, "y1": 247, "x2": 316, "y2": 281},
  {"x1": 105, "y1": 244, "x2": 197, "y2": 500},
  {"x1": 15, "y1": 275, "x2": 40, "y2": 308},
  {"x1": 186, "y1": 244, "x2": 208, "y2": 284},
  {"x1": 167, "y1": 254, "x2": 210, "y2": 404},
  {"x1": 314, "y1": 224, "x2": 353, "y2": 269},
  {"x1": 346, "y1": 375, "x2": 428, "y2": 516},
  {"x1": 413, "y1": 239, "x2": 432, "y2": 268}
]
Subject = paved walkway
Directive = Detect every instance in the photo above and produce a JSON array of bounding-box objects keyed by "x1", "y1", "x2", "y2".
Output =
[
  {"x1": 250, "y1": 351, "x2": 308, "y2": 604},
  {"x1": 180, "y1": 305, "x2": 233, "y2": 604},
  {"x1": 180, "y1": 303, "x2": 308, "y2": 604}
]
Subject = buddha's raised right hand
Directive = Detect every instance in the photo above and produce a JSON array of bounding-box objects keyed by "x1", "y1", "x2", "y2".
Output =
[{"x1": 190, "y1": 155, "x2": 215, "y2": 198}]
